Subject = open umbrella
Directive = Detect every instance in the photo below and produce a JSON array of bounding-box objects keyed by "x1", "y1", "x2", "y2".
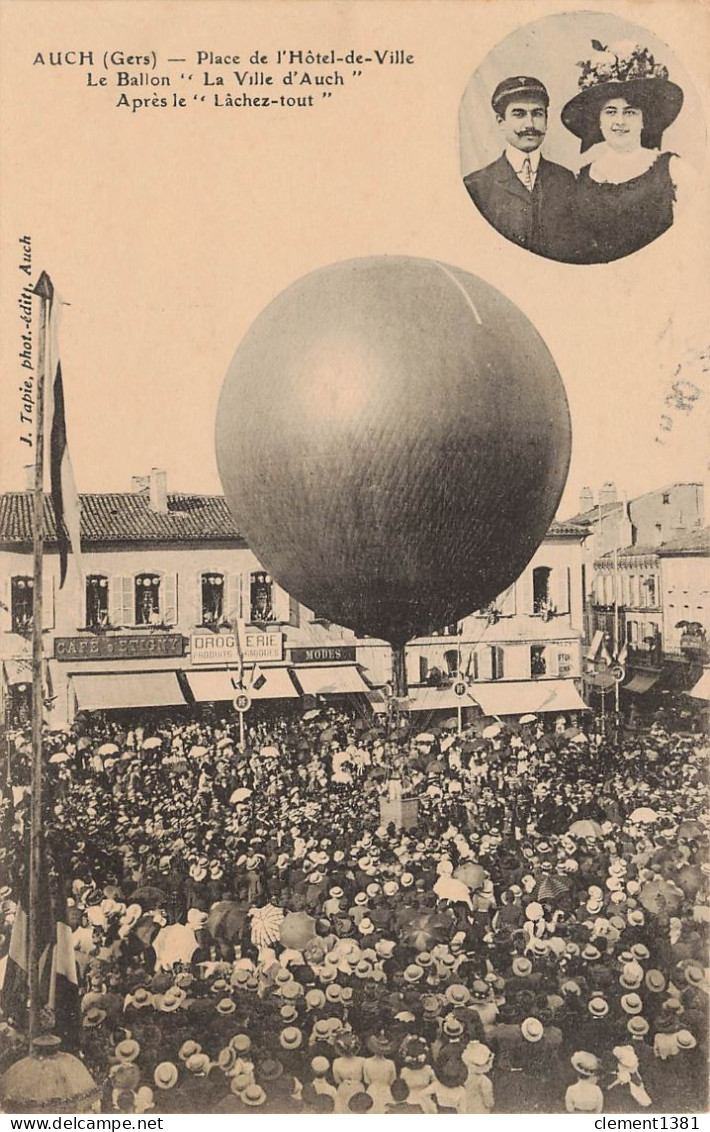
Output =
[
  {"x1": 453, "y1": 862, "x2": 485, "y2": 889},
  {"x1": 77, "y1": 737, "x2": 92, "y2": 751},
  {"x1": 260, "y1": 746, "x2": 280, "y2": 759},
  {"x1": 678, "y1": 819, "x2": 705, "y2": 839},
  {"x1": 48, "y1": 752, "x2": 69, "y2": 764},
  {"x1": 134, "y1": 914, "x2": 161, "y2": 948},
  {"x1": 538, "y1": 874, "x2": 569, "y2": 903},
  {"x1": 639, "y1": 879, "x2": 683, "y2": 916},
  {"x1": 320, "y1": 729, "x2": 337, "y2": 742},
  {"x1": 426, "y1": 759, "x2": 445, "y2": 775},
  {"x1": 439, "y1": 716, "x2": 458, "y2": 730},
  {"x1": 674, "y1": 863, "x2": 703, "y2": 900},
  {"x1": 568, "y1": 819, "x2": 602, "y2": 839},
  {"x1": 415, "y1": 733, "x2": 435, "y2": 743},
  {"x1": 519, "y1": 714, "x2": 537, "y2": 725},
  {"x1": 433, "y1": 875, "x2": 473, "y2": 907},
  {"x1": 482, "y1": 723, "x2": 502, "y2": 739},
  {"x1": 303, "y1": 709, "x2": 321, "y2": 720},
  {"x1": 570, "y1": 733, "x2": 589, "y2": 745},
  {"x1": 188, "y1": 745, "x2": 209, "y2": 758},
  {"x1": 129, "y1": 885, "x2": 168, "y2": 911},
  {"x1": 463, "y1": 738, "x2": 487, "y2": 753},
  {"x1": 280, "y1": 911, "x2": 316, "y2": 950},
  {"x1": 230, "y1": 787, "x2": 253, "y2": 804},
  {"x1": 152, "y1": 923, "x2": 198, "y2": 968},
  {"x1": 141, "y1": 737, "x2": 162, "y2": 750},
  {"x1": 249, "y1": 904, "x2": 284, "y2": 948},
  {"x1": 629, "y1": 807, "x2": 658, "y2": 824},
  {"x1": 400, "y1": 912, "x2": 451, "y2": 952},
  {"x1": 206, "y1": 901, "x2": 248, "y2": 942},
  {"x1": 97, "y1": 742, "x2": 119, "y2": 756}
]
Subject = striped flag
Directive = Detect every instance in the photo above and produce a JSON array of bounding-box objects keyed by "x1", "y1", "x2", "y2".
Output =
[
  {"x1": 1, "y1": 843, "x2": 79, "y2": 1044},
  {"x1": 46, "y1": 284, "x2": 82, "y2": 589}
]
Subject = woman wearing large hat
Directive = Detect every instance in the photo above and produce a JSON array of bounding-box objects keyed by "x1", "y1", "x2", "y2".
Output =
[{"x1": 561, "y1": 40, "x2": 692, "y2": 262}]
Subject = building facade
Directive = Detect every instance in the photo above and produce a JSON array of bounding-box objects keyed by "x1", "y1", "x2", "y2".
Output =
[
  {"x1": 569, "y1": 483, "x2": 708, "y2": 701},
  {"x1": 1, "y1": 473, "x2": 589, "y2": 726}
]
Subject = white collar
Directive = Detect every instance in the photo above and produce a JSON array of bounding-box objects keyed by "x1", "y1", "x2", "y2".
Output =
[{"x1": 505, "y1": 146, "x2": 542, "y2": 175}]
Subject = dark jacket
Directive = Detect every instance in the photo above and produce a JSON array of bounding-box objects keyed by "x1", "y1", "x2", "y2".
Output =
[{"x1": 463, "y1": 153, "x2": 577, "y2": 262}]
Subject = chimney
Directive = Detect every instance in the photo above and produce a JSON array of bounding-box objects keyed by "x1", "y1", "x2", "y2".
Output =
[
  {"x1": 579, "y1": 486, "x2": 594, "y2": 512},
  {"x1": 599, "y1": 481, "x2": 618, "y2": 506},
  {"x1": 24, "y1": 464, "x2": 34, "y2": 491},
  {"x1": 149, "y1": 468, "x2": 168, "y2": 513},
  {"x1": 131, "y1": 475, "x2": 150, "y2": 495}
]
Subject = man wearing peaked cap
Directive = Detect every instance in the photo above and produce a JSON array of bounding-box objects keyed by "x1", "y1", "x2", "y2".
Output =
[{"x1": 463, "y1": 75, "x2": 577, "y2": 261}]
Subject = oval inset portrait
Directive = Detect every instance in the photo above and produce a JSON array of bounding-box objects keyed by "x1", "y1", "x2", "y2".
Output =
[{"x1": 459, "y1": 11, "x2": 705, "y2": 264}]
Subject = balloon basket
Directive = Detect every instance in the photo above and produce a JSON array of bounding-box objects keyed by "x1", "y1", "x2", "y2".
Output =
[{"x1": 379, "y1": 793, "x2": 420, "y2": 830}]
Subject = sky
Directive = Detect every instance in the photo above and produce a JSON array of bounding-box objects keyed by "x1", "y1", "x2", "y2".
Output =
[{"x1": 1, "y1": 0, "x2": 708, "y2": 523}]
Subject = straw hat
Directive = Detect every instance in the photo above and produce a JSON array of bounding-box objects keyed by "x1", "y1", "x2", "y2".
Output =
[
  {"x1": 588, "y1": 997, "x2": 609, "y2": 1017},
  {"x1": 154, "y1": 1062, "x2": 178, "y2": 1090},
  {"x1": 621, "y1": 993, "x2": 644, "y2": 1015},
  {"x1": 279, "y1": 1027, "x2": 302, "y2": 1050},
  {"x1": 115, "y1": 1039, "x2": 140, "y2": 1063},
  {"x1": 241, "y1": 1084, "x2": 267, "y2": 1107},
  {"x1": 571, "y1": 1050, "x2": 600, "y2": 1078},
  {"x1": 521, "y1": 1017, "x2": 544, "y2": 1043}
]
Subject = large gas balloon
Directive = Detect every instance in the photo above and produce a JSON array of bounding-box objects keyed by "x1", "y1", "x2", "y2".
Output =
[{"x1": 216, "y1": 256, "x2": 571, "y2": 648}]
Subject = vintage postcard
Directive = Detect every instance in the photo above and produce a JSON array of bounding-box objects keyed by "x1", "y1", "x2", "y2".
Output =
[{"x1": 0, "y1": 0, "x2": 708, "y2": 1122}]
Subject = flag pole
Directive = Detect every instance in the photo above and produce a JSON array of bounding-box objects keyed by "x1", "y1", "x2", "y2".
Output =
[{"x1": 28, "y1": 270, "x2": 53, "y2": 1046}]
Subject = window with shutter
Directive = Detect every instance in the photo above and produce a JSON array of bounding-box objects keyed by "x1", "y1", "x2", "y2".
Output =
[
  {"x1": 250, "y1": 571, "x2": 275, "y2": 623},
  {"x1": 0, "y1": 577, "x2": 14, "y2": 632},
  {"x1": 532, "y1": 567, "x2": 552, "y2": 613},
  {"x1": 530, "y1": 645, "x2": 546, "y2": 677},
  {"x1": 163, "y1": 573, "x2": 178, "y2": 625},
  {"x1": 499, "y1": 584, "x2": 516, "y2": 616},
  {"x1": 120, "y1": 575, "x2": 134, "y2": 629},
  {"x1": 225, "y1": 573, "x2": 243, "y2": 623},
  {"x1": 272, "y1": 583, "x2": 291, "y2": 624},
  {"x1": 553, "y1": 567, "x2": 570, "y2": 615},
  {"x1": 85, "y1": 575, "x2": 109, "y2": 629},
  {"x1": 199, "y1": 572, "x2": 224, "y2": 626}
]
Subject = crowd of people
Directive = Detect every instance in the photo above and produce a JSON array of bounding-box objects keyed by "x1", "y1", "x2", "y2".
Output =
[{"x1": 0, "y1": 697, "x2": 707, "y2": 1114}]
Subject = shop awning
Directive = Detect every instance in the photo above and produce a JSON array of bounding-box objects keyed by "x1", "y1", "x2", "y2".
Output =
[
  {"x1": 687, "y1": 669, "x2": 710, "y2": 701},
  {"x1": 472, "y1": 679, "x2": 589, "y2": 716},
  {"x1": 365, "y1": 690, "x2": 387, "y2": 714},
  {"x1": 293, "y1": 666, "x2": 370, "y2": 695},
  {"x1": 624, "y1": 672, "x2": 661, "y2": 694},
  {"x1": 185, "y1": 667, "x2": 299, "y2": 701},
  {"x1": 403, "y1": 686, "x2": 477, "y2": 712},
  {"x1": 72, "y1": 672, "x2": 186, "y2": 710},
  {"x1": 3, "y1": 659, "x2": 33, "y2": 685}
]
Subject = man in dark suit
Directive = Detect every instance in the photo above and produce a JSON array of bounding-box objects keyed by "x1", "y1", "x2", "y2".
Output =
[{"x1": 463, "y1": 77, "x2": 577, "y2": 262}]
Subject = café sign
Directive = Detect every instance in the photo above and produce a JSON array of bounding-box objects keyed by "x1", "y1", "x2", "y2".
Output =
[
  {"x1": 290, "y1": 645, "x2": 357, "y2": 664},
  {"x1": 55, "y1": 634, "x2": 184, "y2": 660}
]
